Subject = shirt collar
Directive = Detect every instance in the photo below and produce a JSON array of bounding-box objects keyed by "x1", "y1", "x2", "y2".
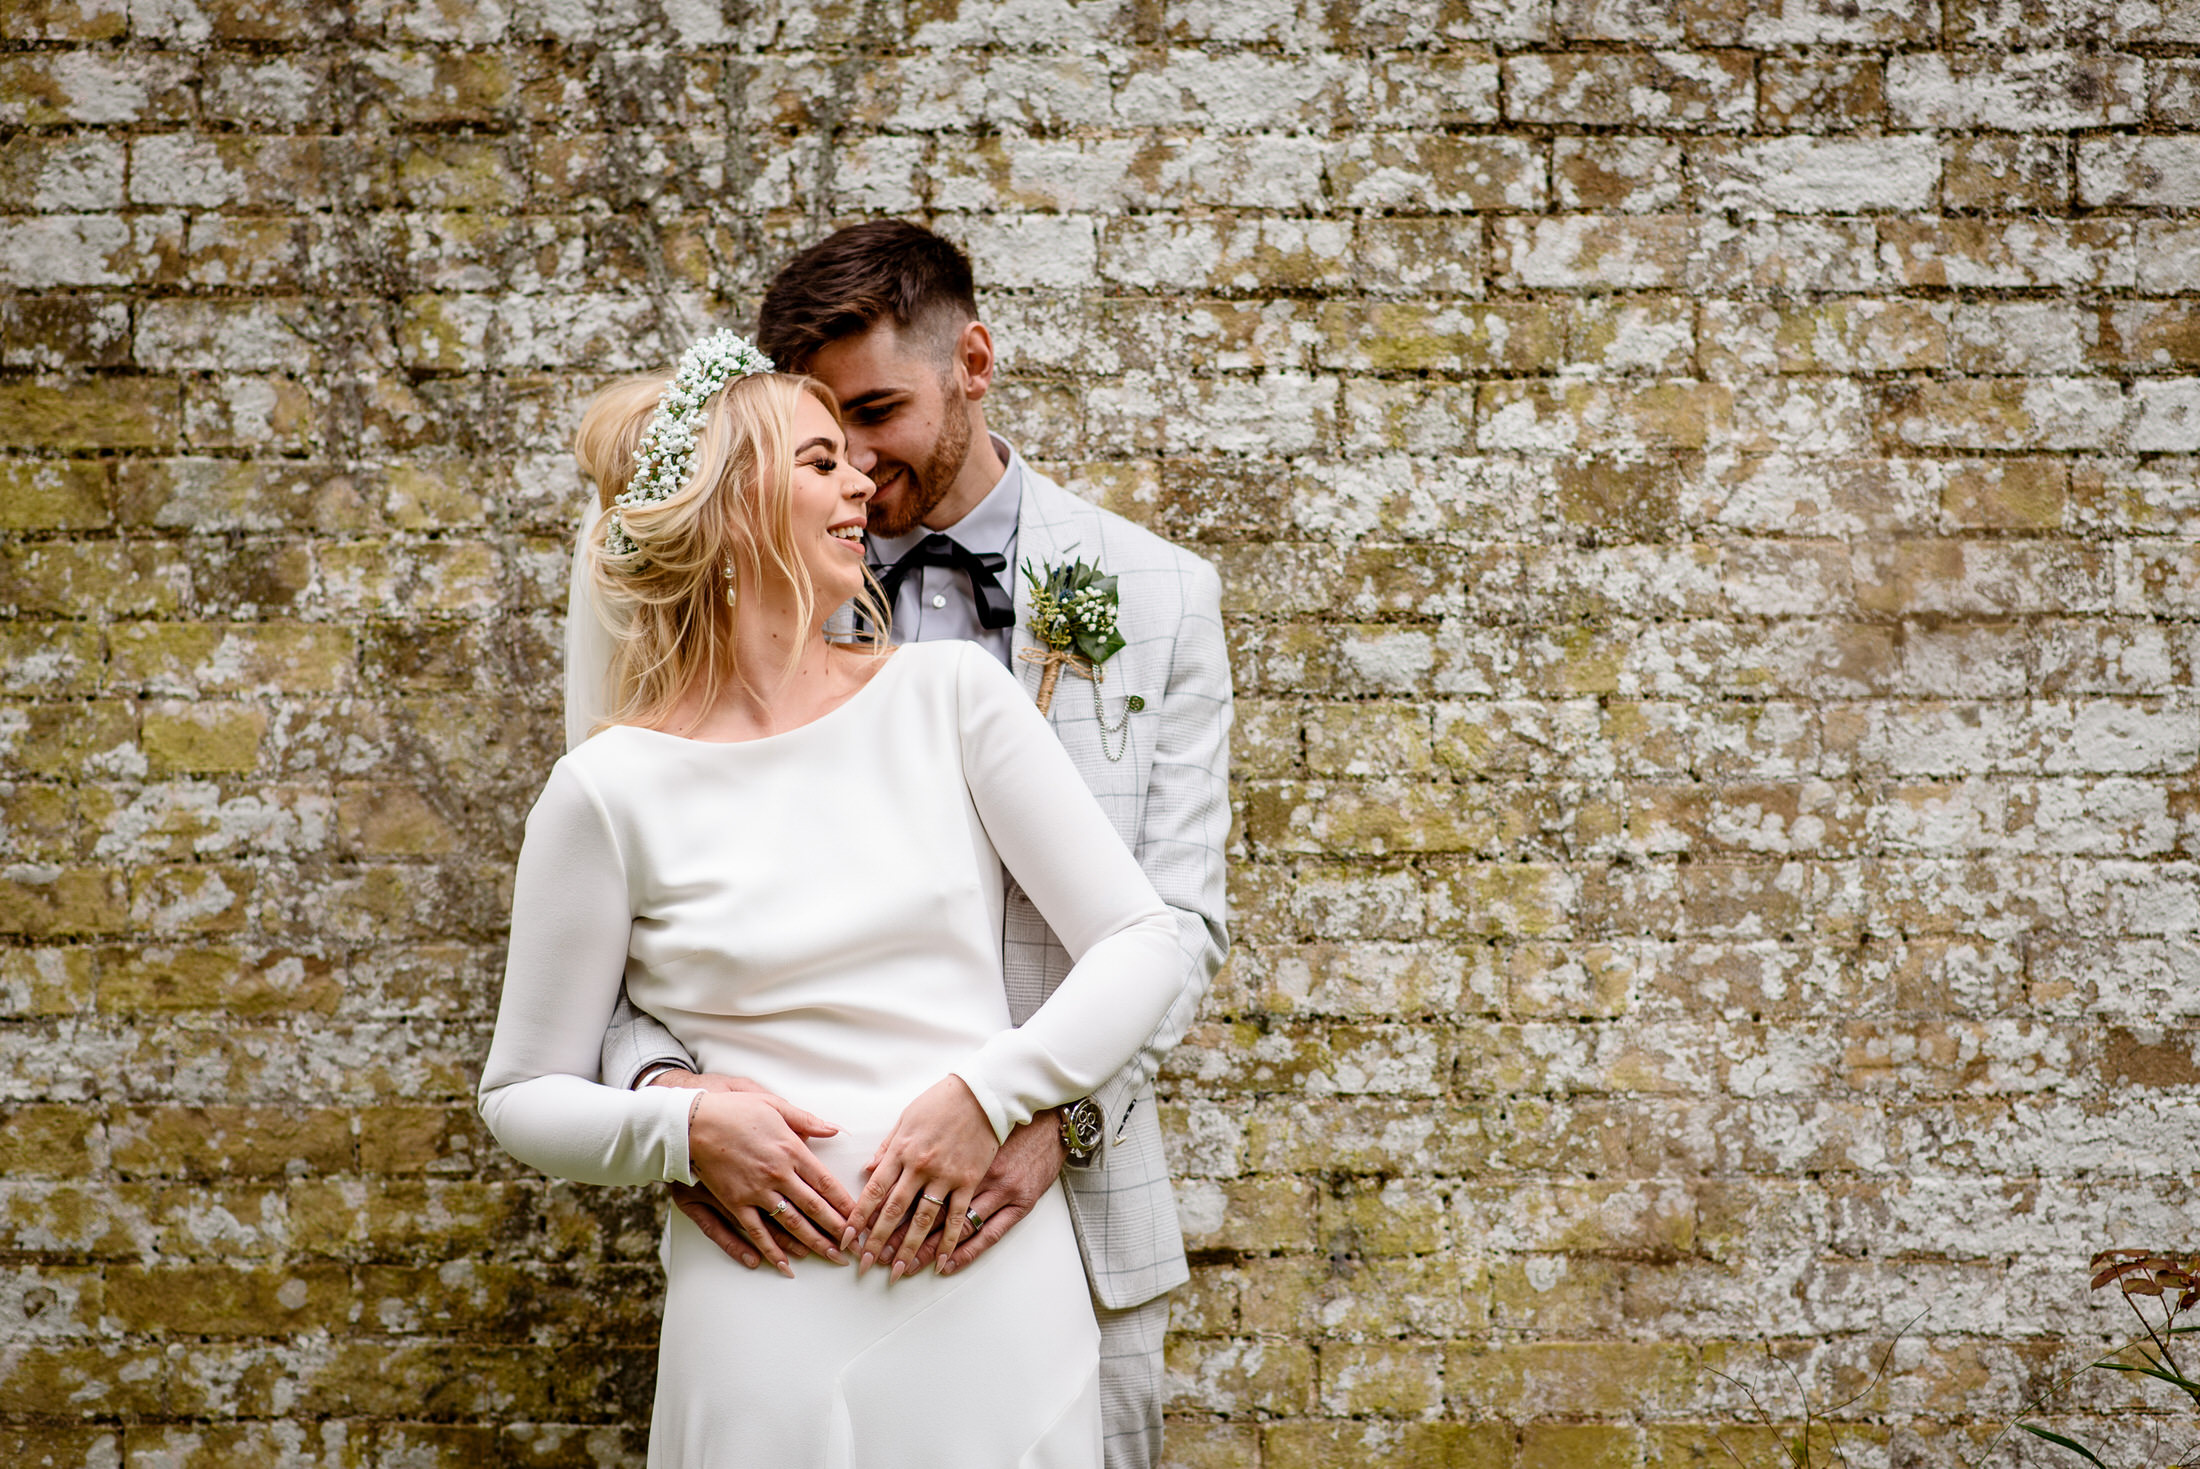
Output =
[{"x1": 867, "y1": 433, "x2": 1023, "y2": 566}]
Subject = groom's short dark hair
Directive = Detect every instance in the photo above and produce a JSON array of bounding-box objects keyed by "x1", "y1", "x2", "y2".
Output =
[{"x1": 757, "y1": 221, "x2": 978, "y2": 371}]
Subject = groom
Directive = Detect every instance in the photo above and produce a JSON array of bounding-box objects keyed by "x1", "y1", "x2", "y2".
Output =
[{"x1": 588, "y1": 221, "x2": 1232, "y2": 1469}]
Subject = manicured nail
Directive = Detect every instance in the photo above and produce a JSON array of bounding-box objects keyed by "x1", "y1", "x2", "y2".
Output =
[
  {"x1": 826, "y1": 1247, "x2": 847, "y2": 1265},
  {"x1": 777, "y1": 1260, "x2": 795, "y2": 1279},
  {"x1": 858, "y1": 1251, "x2": 874, "y2": 1276},
  {"x1": 891, "y1": 1260, "x2": 906, "y2": 1280},
  {"x1": 840, "y1": 1229, "x2": 857, "y2": 1250}
]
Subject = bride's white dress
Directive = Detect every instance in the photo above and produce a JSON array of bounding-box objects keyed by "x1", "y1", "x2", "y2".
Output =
[{"x1": 478, "y1": 640, "x2": 1181, "y2": 1468}]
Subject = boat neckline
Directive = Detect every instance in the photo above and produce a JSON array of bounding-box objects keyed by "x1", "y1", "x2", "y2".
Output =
[{"x1": 601, "y1": 646, "x2": 911, "y2": 749}]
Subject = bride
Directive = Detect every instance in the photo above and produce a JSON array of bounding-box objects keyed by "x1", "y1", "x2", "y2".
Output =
[{"x1": 477, "y1": 333, "x2": 1182, "y2": 1467}]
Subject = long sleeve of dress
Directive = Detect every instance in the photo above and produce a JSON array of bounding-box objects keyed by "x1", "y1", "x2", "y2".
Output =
[
  {"x1": 947, "y1": 645, "x2": 1183, "y2": 1141},
  {"x1": 477, "y1": 760, "x2": 697, "y2": 1186}
]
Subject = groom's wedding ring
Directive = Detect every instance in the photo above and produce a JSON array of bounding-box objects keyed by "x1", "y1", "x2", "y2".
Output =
[
  {"x1": 919, "y1": 1192, "x2": 946, "y2": 1207},
  {"x1": 964, "y1": 1208, "x2": 983, "y2": 1230}
]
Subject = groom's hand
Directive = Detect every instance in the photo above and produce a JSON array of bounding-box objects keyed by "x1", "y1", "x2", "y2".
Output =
[
  {"x1": 903, "y1": 1112, "x2": 1067, "y2": 1278},
  {"x1": 665, "y1": 1180, "x2": 810, "y2": 1271}
]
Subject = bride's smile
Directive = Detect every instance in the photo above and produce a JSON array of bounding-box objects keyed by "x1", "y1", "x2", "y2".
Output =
[{"x1": 782, "y1": 394, "x2": 875, "y2": 611}]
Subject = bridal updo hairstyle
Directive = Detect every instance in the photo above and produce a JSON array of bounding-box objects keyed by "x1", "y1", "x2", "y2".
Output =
[{"x1": 571, "y1": 368, "x2": 885, "y2": 733}]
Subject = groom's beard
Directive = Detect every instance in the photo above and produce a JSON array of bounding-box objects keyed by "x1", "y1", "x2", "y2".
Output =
[{"x1": 867, "y1": 382, "x2": 972, "y2": 538}]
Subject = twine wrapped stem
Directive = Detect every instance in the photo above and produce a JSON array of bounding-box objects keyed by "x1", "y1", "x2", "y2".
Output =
[{"x1": 1019, "y1": 645, "x2": 1098, "y2": 714}]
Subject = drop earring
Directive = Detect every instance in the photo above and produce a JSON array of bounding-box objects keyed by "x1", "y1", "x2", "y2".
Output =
[{"x1": 723, "y1": 556, "x2": 737, "y2": 608}]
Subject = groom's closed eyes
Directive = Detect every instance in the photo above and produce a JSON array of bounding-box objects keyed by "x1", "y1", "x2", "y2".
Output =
[{"x1": 839, "y1": 392, "x2": 904, "y2": 427}]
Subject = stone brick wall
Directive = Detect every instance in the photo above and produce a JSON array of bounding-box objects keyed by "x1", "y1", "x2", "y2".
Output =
[{"x1": 4, "y1": 0, "x2": 2198, "y2": 1464}]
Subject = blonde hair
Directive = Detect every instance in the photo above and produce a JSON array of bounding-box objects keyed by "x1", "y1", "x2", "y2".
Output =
[{"x1": 572, "y1": 370, "x2": 885, "y2": 733}]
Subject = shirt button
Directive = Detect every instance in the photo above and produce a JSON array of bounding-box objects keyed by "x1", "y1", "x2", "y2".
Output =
[{"x1": 931, "y1": 594, "x2": 947, "y2": 609}]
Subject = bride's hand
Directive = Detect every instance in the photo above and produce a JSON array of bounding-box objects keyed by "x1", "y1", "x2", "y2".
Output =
[
  {"x1": 687, "y1": 1090, "x2": 855, "y2": 1276},
  {"x1": 843, "y1": 1076, "x2": 997, "y2": 1280}
]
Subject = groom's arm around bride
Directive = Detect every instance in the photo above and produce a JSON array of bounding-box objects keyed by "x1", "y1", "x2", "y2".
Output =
[{"x1": 575, "y1": 222, "x2": 1231, "y2": 1469}]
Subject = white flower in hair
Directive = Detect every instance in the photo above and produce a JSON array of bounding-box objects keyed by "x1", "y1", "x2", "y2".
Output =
[{"x1": 604, "y1": 329, "x2": 775, "y2": 559}]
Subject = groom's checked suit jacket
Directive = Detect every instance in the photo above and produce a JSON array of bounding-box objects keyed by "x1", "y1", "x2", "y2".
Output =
[{"x1": 590, "y1": 450, "x2": 1233, "y2": 1311}]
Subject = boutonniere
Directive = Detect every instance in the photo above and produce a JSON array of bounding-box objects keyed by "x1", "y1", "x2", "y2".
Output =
[{"x1": 1018, "y1": 556, "x2": 1140, "y2": 760}]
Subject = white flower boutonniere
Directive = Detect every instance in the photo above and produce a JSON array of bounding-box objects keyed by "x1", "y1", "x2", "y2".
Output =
[{"x1": 1019, "y1": 556, "x2": 1140, "y2": 760}]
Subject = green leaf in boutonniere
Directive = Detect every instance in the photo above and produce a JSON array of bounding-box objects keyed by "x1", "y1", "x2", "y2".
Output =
[
  {"x1": 1018, "y1": 557, "x2": 1134, "y2": 760},
  {"x1": 1024, "y1": 557, "x2": 1126, "y2": 667}
]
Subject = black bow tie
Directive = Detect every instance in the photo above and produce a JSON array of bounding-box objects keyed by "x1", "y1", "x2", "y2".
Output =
[{"x1": 872, "y1": 533, "x2": 1015, "y2": 630}]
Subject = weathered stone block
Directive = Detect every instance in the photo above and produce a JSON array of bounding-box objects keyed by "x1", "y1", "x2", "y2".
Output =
[
  {"x1": 0, "y1": 50, "x2": 190, "y2": 125},
  {"x1": 0, "y1": 376, "x2": 178, "y2": 450},
  {"x1": 1244, "y1": 1252, "x2": 1488, "y2": 1338},
  {"x1": 0, "y1": 0, "x2": 123, "y2": 39},
  {"x1": 2129, "y1": 379, "x2": 2200, "y2": 452},
  {"x1": 1238, "y1": 940, "x2": 1477, "y2": 1018},
  {"x1": 1167, "y1": 1335, "x2": 1316, "y2": 1416},
  {"x1": 180, "y1": 371, "x2": 320, "y2": 452},
  {"x1": 1878, "y1": 377, "x2": 2125, "y2": 451},
  {"x1": 1479, "y1": 380, "x2": 1732, "y2": 453},
  {"x1": 1120, "y1": 52, "x2": 1356, "y2": 132},
  {"x1": 1942, "y1": 134, "x2": 2071, "y2": 212},
  {"x1": 0, "y1": 135, "x2": 126, "y2": 213},
  {"x1": 109, "y1": 1104, "x2": 352, "y2": 1178},
  {"x1": 1879, "y1": 218, "x2": 2132, "y2": 290},
  {"x1": 1852, "y1": 540, "x2": 2112, "y2": 617},
  {"x1": 1493, "y1": 215, "x2": 1695, "y2": 291},
  {"x1": 1519, "y1": 1424, "x2": 1643, "y2": 1469},
  {"x1": 1100, "y1": 216, "x2": 1355, "y2": 294},
  {"x1": 109, "y1": 623, "x2": 357, "y2": 696},
  {"x1": 1318, "y1": 1341, "x2": 1444, "y2": 1416},
  {"x1": 1552, "y1": 136, "x2": 1684, "y2": 212},
  {"x1": 1265, "y1": 1421, "x2": 1511, "y2": 1469},
  {"x1": 1353, "y1": 51, "x2": 1503, "y2": 129},
  {"x1": 0, "y1": 215, "x2": 143, "y2": 290},
  {"x1": 1696, "y1": 136, "x2": 1940, "y2": 215},
  {"x1": 1888, "y1": 53, "x2": 2144, "y2": 130},
  {"x1": 2, "y1": 294, "x2": 132, "y2": 371},
  {"x1": 1701, "y1": 217, "x2": 1882, "y2": 292},
  {"x1": 2099, "y1": 303, "x2": 2200, "y2": 372},
  {"x1": 1332, "y1": 134, "x2": 1545, "y2": 213},
  {"x1": 1504, "y1": 49, "x2": 1754, "y2": 128},
  {"x1": 1176, "y1": 1176, "x2": 1318, "y2": 1253},
  {"x1": 0, "y1": 460, "x2": 109, "y2": 531},
  {"x1": 0, "y1": 1104, "x2": 98, "y2": 1176},
  {"x1": 1760, "y1": 57, "x2": 1886, "y2": 130},
  {"x1": 2079, "y1": 137, "x2": 2200, "y2": 209},
  {"x1": 1443, "y1": 1340, "x2": 1700, "y2": 1417}
]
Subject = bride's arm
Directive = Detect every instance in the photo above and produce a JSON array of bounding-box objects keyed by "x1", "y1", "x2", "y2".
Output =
[
  {"x1": 844, "y1": 646, "x2": 1181, "y2": 1274},
  {"x1": 478, "y1": 761, "x2": 699, "y2": 1187},
  {"x1": 948, "y1": 644, "x2": 1183, "y2": 1139}
]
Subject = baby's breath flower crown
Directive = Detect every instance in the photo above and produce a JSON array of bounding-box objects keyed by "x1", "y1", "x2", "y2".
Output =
[{"x1": 603, "y1": 330, "x2": 775, "y2": 560}]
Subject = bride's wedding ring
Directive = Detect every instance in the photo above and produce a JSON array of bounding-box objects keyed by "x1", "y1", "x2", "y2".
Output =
[{"x1": 919, "y1": 1192, "x2": 946, "y2": 1207}]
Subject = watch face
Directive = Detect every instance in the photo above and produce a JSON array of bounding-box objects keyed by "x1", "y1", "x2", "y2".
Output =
[{"x1": 1064, "y1": 1098, "x2": 1103, "y2": 1153}]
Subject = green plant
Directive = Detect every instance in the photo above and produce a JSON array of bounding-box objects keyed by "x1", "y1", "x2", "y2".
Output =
[
  {"x1": 2004, "y1": 1250, "x2": 2200, "y2": 1469},
  {"x1": 1704, "y1": 1314, "x2": 1923, "y2": 1469}
]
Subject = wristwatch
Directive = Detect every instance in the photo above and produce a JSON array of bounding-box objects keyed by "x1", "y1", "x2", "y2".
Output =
[{"x1": 1057, "y1": 1097, "x2": 1105, "y2": 1166}]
